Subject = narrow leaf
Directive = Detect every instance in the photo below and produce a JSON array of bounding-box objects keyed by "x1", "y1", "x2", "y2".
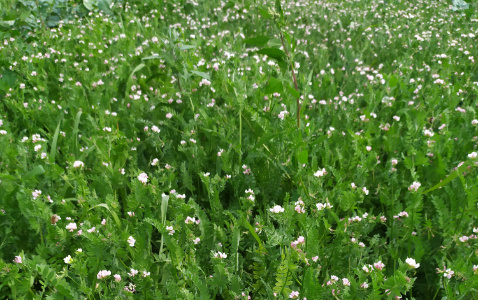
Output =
[
  {"x1": 89, "y1": 203, "x2": 122, "y2": 229},
  {"x1": 422, "y1": 161, "x2": 472, "y2": 194},
  {"x1": 180, "y1": 44, "x2": 196, "y2": 50},
  {"x1": 49, "y1": 117, "x2": 62, "y2": 164},
  {"x1": 191, "y1": 70, "x2": 210, "y2": 80}
]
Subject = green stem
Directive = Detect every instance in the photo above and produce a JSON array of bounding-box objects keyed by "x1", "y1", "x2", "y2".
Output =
[{"x1": 278, "y1": 29, "x2": 300, "y2": 128}]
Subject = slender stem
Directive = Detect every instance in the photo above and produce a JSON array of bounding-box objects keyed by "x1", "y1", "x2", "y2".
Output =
[{"x1": 279, "y1": 30, "x2": 300, "y2": 127}]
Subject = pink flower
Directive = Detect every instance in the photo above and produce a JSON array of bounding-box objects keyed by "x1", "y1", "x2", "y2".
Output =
[
  {"x1": 97, "y1": 270, "x2": 111, "y2": 279},
  {"x1": 114, "y1": 274, "x2": 121, "y2": 282},
  {"x1": 13, "y1": 256, "x2": 22, "y2": 264},
  {"x1": 374, "y1": 261, "x2": 385, "y2": 271},
  {"x1": 166, "y1": 113, "x2": 173, "y2": 119},
  {"x1": 66, "y1": 223, "x2": 77, "y2": 232},
  {"x1": 137, "y1": 172, "x2": 148, "y2": 184},
  {"x1": 289, "y1": 291, "x2": 299, "y2": 299}
]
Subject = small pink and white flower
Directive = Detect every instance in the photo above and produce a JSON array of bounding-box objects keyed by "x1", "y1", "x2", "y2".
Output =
[
  {"x1": 97, "y1": 270, "x2": 111, "y2": 279},
  {"x1": 13, "y1": 256, "x2": 22, "y2": 264},
  {"x1": 127, "y1": 236, "x2": 136, "y2": 247},
  {"x1": 128, "y1": 268, "x2": 139, "y2": 277},
  {"x1": 214, "y1": 251, "x2": 227, "y2": 259},
  {"x1": 408, "y1": 182, "x2": 421, "y2": 192},
  {"x1": 405, "y1": 258, "x2": 420, "y2": 269},
  {"x1": 64, "y1": 255, "x2": 73, "y2": 264},
  {"x1": 73, "y1": 161, "x2": 84, "y2": 168},
  {"x1": 374, "y1": 261, "x2": 385, "y2": 271},
  {"x1": 342, "y1": 278, "x2": 350, "y2": 286},
  {"x1": 137, "y1": 172, "x2": 148, "y2": 184},
  {"x1": 32, "y1": 190, "x2": 42, "y2": 200},
  {"x1": 166, "y1": 226, "x2": 175, "y2": 235},
  {"x1": 270, "y1": 205, "x2": 285, "y2": 213},
  {"x1": 289, "y1": 291, "x2": 299, "y2": 299},
  {"x1": 66, "y1": 223, "x2": 77, "y2": 232},
  {"x1": 314, "y1": 168, "x2": 327, "y2": 177},
  {"x1": 114, "y1": 274, "x2": 121, "y2": 282}
]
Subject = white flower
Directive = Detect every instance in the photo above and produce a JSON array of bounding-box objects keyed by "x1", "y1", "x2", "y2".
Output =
[
  {"x1": 127, "y1": 236, "x2": 136, "y2": 247},
  {"x1": 13, "y1": 256, "x2": 22, "y2": 264},
  {"x1": 73, "y1": 161, "x2": 84, "y2": 168},
  {"x1": 270, "y1": 205, "x2": 285, "y2": 213},
  {"x1": 193, "y1": 237, "x2": 200, "y2": 244},
  {"x1": 114, "y1": 274, "x2": 121, "y2": 281},
  {"x1": 316, "y1": 202, "x2": 333, "y2": 210},
  {"x1": 128, "y1": 268, "x2": 139, "y2": 277},
  {"x1": 137, "y1": 172, "x2": 148, "y2": 184},
  {"x1": 214, "y1": 251, "x2": 227, "y2": 259},
  {"x1": 423, "y1": 129, "x2": 434, "y2": 137},
  {"x1": 468, "y1": 152, "x2": 477, "y2": 159},
  {"x1": 64, "y1": 255, "x2": 73, "y2": 264},
  {"x1": 151, "y1": 158, "x2": 159, "y2": 166},
  {"x1": 405, "y1": 258, "x2": 420, "y2": 269},
  {"x1": 362, "y1": 187, "x2": 369, "y2": 195},
  {"x1": 314, "y1": 168, "x2": 327, "y2": 177},
  {"x1": 459, "y1": 236, "x2": 469, "y2": 242}
]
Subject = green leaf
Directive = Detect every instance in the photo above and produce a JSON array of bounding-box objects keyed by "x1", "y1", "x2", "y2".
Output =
[
  {"x1": 298, "y1": 150, "x2": 308, "y2": 165},
  {"x1": 190, "y1": 70, "x2": 210, "y2": 80},
  {"x1": 49, "y1": 117, "x2": 62, "y2": 164},
  {"x1": 180, "y1": 44, "x2": 196, "y2": 50},
  {"x1": 422, "y1": 161, "x2": 472, "y2": 194},
  {"x1": 89, "y1": 203, "x2": 122, "y2": 229},
  {"x1": 72, "y1": 110, "x2": 82, "y2": 157},
  {"x1": 161, "y1": 193, "x2": 169, "y2": 224},
  {"x1": 243, "y1": 36, "x2": 270, "y2": 47},
  {"x1": 275, "y1": 0, "x2": 283, "y2": 18},
  {"x1": 257, "y1": 48, "x2": 286, "y2": 61},
  {"x1": 388, "y1": 75, "x2": 398, "y2": 88},
  {"x1": 258, "y1": 7, "x2": 272, "y2": 19},
  {"x1": 142, "y1": 55, "x2": 162, "y2": 60},
  {"x1": 83, "y1": 0, "x2": 96, "y2": 10},
  {"x1": 241, "y1": 214, "x2": 265, "y2": 251},
  {"x1": 24, "y1": 165, "x2": 45, "y2": 180},
  {"x1": 287, "y1": 85, "x2": 300, "y2": 98},
  {"x1": 129, "y1": 63, "x2": 145, "y2": 81},
  {"x1": 265, "y1": 77, "x2": 283, "y2": 94}
]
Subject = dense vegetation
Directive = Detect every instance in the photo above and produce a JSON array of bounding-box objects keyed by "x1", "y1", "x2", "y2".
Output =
[{"x1": 1, "y1": 0, "x2": 478, "y2": 298}]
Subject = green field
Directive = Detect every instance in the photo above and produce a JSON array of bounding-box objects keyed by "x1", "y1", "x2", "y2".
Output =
[{"x1": 1, "y1": 0, "x2": 478, "y2": 299}]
